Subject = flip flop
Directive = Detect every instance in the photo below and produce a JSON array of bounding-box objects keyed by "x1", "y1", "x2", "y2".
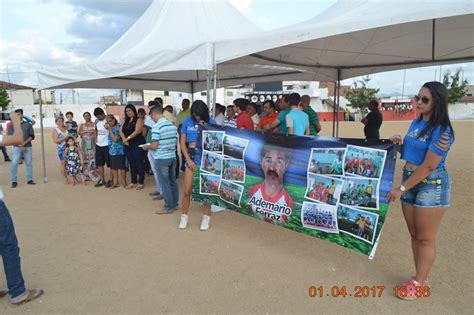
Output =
[
  {"x1": 0, "y1": 290, "x2": 8, "y2": 298},
  {"x1": 11, "y1": 289, "x2": 44, "y2": 305},
  {"x1": 136, "y1": 184, "x2": 144, "y2": 190}
]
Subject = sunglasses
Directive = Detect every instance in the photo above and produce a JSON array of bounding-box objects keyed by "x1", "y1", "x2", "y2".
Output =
[{"x1": 414, "y1": 95, "x2": 430, "y2": 104}]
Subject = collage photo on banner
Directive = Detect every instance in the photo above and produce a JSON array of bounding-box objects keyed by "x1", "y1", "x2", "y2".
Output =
[
  {"x1": 193, "y1": 124, "x2": 397, "y2": 257},
  {"x1": 302, "y1": 145, "x2": 387, "y2": 245},
  {"x1": 199, "y1": 130, "x2": 248, "y2": 207}
]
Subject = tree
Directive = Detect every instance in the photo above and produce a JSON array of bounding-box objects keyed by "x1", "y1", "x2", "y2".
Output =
[
  {"x1": 442, "y1": 68, "x2": 469, "y2": 104},
  {"x1": 345, "y1": 76, "x2": 380, "y2": 113},
  {"x1": 0, "y1": 89, "x2": 11, "y2": 110}
]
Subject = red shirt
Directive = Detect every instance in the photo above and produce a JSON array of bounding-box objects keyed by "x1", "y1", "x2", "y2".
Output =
[
  {"x1": 257, "y1": 111, "x2": 278, "y2": 129},
  {"x1": 236, "y1": 111, "x2": 254, "y2": 130}
]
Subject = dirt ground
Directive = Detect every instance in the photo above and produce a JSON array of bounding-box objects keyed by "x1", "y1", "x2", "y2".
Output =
[{"x1": 0, "y1": 120, "x2": 472, "y2": 314}]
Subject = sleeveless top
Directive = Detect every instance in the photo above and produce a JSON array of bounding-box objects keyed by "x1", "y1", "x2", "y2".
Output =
[
  {"x1": 122, "y1": 117, "x2": 145, "y2": 146},
  {"x1": 80, "y1": 123, "x2": 95, "y2": 151},
  {"x1": 55, "y1": 127, "x2": 68, "y2": 147},
  {"x1": 55, "y1": 127, "x2": 69, "y2": 155}
]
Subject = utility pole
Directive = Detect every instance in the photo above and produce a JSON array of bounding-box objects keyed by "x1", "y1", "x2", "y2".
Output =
[{"x1": 401, "y1": 69, "x2": 406, "y2": 98}]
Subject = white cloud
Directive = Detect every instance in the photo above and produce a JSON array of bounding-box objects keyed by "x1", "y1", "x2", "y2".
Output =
[{"x1": 84, "y1": 13, "x2": 104, "y2": 26}]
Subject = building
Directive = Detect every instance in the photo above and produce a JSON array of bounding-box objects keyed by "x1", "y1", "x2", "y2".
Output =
[{"x1": 0, "y1": 80, "x2": 34, "y2": 106}]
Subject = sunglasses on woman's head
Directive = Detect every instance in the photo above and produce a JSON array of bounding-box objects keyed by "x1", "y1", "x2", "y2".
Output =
[{"x1": 414, "y1": 95, "x2": 430, "y2": 104}]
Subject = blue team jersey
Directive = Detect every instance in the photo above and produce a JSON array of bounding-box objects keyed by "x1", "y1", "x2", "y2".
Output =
[
  {"x1": 401, "y1": 118, "x2": 453, "y2": 169},
  {"x1": 180, "y1": 117, "x2": 216, "y2": 143}
]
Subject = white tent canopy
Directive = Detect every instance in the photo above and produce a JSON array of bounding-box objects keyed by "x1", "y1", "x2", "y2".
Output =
[
  {"x1": 37, "y1": 0, "x2": 320, "y2": 92},
  {"x1": 215, "y1": 0, "x2": 474, "y2": 81}
]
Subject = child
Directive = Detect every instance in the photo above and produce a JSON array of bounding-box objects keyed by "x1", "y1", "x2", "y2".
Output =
[
  {"x1": 64, "y1": 136, "x2": 86, "y2": 185},
  {"x1": 65, "y1": 112, "x2": 78, "y2": 138},
  {"x1": 106, "y1": 115, "x2": 127, "y2": 188}
]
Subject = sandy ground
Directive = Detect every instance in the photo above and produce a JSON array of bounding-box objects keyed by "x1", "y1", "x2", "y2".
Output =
[{"x1": 0, "y1": 120, "x2": 473, "y2": 314}]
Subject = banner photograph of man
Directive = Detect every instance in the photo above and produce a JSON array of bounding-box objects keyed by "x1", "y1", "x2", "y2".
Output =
[{"x1": 248, "y1": 145, "x2": 294, "y2": 224}]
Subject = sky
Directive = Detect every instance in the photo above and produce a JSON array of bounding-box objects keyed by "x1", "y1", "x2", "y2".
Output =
[{"x1": 0, "y1": 0, "x2": 472, "y2": 104}]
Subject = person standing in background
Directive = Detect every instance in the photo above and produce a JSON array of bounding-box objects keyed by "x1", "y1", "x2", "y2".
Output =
[
  {"x1": 65, "y1": 112, "x2": 78, "y2": 138},
  {"x1": 121, "y1": 104, "x2": 146, "y2": 190},
  {"x1": 144, "y1": 102, "x2": 163, "y2": 199},
  {"x1": 286, "y1": 93, "x2": 309, "y2": 136},
  {"x1": 266, "y1": 95, "x2": 290, "y2": 134},
  {"x1": 93, "y1": 107, "x2": 111, "y2": 188},
  {"x1": 234, "y1": 98, "x2": 254, "y2": 130},
  {"x1": 144, "y1": 106, "x2": 179, "y2": 214},
  {"x1": 246, "y1": 102, "x2": 260, "y2": 129},
  {"x1": 223, "y1": 105, "x2": 237, "y2": 128},
  {"x1": 256, "y1": 100, "x2": 278, "y2": 132},
  {"x1": 0, "y1": 123, "x2": 11, "y2": 162},
  {"x1": 78, "y1": 112, "x2": 99, "y2": 182},
  {"x1": 8, "y1": 109, "x2": 35, "y2": 188},
  {"x1": 362, "y1": 100, "x2": 383, "y2": 140},
  {"x1": 300, "y1": 95, "x2": 321, "y2": 135},
  {"x1": 214, "y1": 103, "x2": 226, "y2": 126}
]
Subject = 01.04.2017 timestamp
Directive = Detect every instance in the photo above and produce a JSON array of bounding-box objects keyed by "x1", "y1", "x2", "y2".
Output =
[{"x1": 308, "y1": 285, "x2": 385, "y2": 298}]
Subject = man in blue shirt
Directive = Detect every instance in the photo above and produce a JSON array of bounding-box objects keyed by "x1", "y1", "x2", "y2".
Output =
[
  {"x1": 285, "y1": 93, "x2": 310, "y2": 136},
  {"x1": 144, "y1": 106, "x2": 179, "y2": 214}
]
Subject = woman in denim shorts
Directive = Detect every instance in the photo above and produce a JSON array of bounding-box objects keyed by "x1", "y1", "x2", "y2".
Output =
[
  {"x1": 179, "y1": 100, "x2": 216, "y2": 231},
  {"x1": 387, "y1": 81, "x2": 454, "y2": 300}
]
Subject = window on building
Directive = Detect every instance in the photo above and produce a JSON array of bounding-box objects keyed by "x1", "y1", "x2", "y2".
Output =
[
  {"x1": 227, "y1": 91, "x2": 233, "y2": 97},
  {"x1": 201, "y1": 91, "x2": 207, "y2": 96},
  {"x1": 164, "y1": 91, "x2": 169, "y2": 96}
]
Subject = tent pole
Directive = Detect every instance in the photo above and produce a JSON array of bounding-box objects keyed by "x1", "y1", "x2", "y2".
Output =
[
  {"x1": 336, "y1": 69, "x2": 341, "y2": 137},
  {"x1": 38, "y1": 90, "x2": 48, "y2": 183},
  {"x1": 212, "y1": 64, "x2": 217, "y2": 118},
  {"x1": 191, "y1": 81, "x2": 195, "y2": 102},
  {"x1": 332, "y1": 80, "x2": 337, "y2": 137},
  {"x1": 432, "y1": 19, "x2": 436, "y2": 61},
  {"x1": 206, "y1": 71, "x2": 211, "y2": 107}
]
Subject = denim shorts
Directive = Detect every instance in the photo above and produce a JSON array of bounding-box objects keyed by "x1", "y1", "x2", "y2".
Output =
[
  {"x1": 400, "y1": 167, "x2": 451, "y2": 208},
  {"x1": 185, "y1": 147, "x2": 199, "y2": 169}
]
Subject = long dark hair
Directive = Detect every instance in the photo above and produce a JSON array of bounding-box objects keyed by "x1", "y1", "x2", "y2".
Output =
[
  {"x1": 417, "y1": 81, "x2": 454, "y2": 141},
  {"x1": 124, "y1": 104, "x2": 138, "y2": 124},
  {"x1": 191, "y1": 100, "x2": 210, "y2": 123}
]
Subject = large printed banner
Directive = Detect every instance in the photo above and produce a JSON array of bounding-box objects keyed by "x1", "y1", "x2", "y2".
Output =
[{"x1": 192, "y1": 125, "x2": 397, "y2": 258}]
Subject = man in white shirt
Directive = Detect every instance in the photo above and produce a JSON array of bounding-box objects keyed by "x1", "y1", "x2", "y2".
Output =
[
  {"x1": 93, "y1": 108, "x2": 111, "y2": 187},
  {"x1": 214, "y1": 103, "x2": 226, "y2": 126},
  {"x1": 222, "y1": 105, "x2": 237, "y2": 128},
  {"x1": 0, "y1": 112, "x2": 44, "y2": 305}
]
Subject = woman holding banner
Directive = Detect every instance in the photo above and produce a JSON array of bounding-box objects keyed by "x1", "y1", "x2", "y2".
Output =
[
  {"x1": 179, "y1": 100, "x2": 216, "y2": 231},
  {"x1": 387, "y1": 81, "x2": 454, "y2": 301}
]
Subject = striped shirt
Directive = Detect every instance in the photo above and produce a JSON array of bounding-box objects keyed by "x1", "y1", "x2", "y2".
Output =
[
  {"x1": 222, "y1": 117, "x2": 237, "y2": 128},
  {"x1": 303, "y1": 107, "x2": 320, "y2": 135},
  {"x1": 150, "y1": 117, "x2": 178, "y2": 160}
]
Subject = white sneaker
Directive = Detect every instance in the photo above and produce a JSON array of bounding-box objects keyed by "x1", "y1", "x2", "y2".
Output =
[
  {"x1": 200, "y1": 215, "x2": 211, "y2": 231},
  {"x1": 178, "y1": 214, "x2": 188, "y2": 230}
]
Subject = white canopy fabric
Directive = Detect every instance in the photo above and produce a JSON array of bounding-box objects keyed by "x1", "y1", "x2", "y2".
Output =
[
  {"x1": 37, "y1": 0, "x2": 320, "y2": 92},
  {"x1": 216, "y1": 0, "x2": 474, "y2": 81}
]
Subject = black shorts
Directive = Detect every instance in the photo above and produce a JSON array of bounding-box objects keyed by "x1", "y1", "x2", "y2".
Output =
[
  {"x1": 95, "y1": 145, "x2": 110, "y2": 167},
  {"x1": 110, "y1": 155, "x2": 126, "y2": 170}
]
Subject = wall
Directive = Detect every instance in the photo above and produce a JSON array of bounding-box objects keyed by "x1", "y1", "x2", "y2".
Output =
[{"x1": 8, "y1": 89, "x2": 34, "y2": 106}]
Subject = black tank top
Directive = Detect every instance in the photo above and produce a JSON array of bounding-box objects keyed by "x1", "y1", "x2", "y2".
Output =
[{"x1": 123, "y1": 117, "x2": 145, "y2": 146}]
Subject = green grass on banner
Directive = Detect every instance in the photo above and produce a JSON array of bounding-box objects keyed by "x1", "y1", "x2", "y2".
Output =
[{"x1": 193, "y1": 168, "x2": 389, "y2": 256}]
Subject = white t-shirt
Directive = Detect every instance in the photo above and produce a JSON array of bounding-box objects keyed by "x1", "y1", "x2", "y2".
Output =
[
  {"x1": 144, "y1": 116, "x2": 154, "y2": 129},
  {"x1": 95, "y1": 119, "x2": 109, "y2": 147},
  {"x1": 215, "y1": 113, "x2": 225, "y2": 126}
]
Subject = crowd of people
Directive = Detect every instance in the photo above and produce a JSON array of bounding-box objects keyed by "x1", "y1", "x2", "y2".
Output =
[{"x1": 0, "y1": 82, "x2": 455, "y2": 303}]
